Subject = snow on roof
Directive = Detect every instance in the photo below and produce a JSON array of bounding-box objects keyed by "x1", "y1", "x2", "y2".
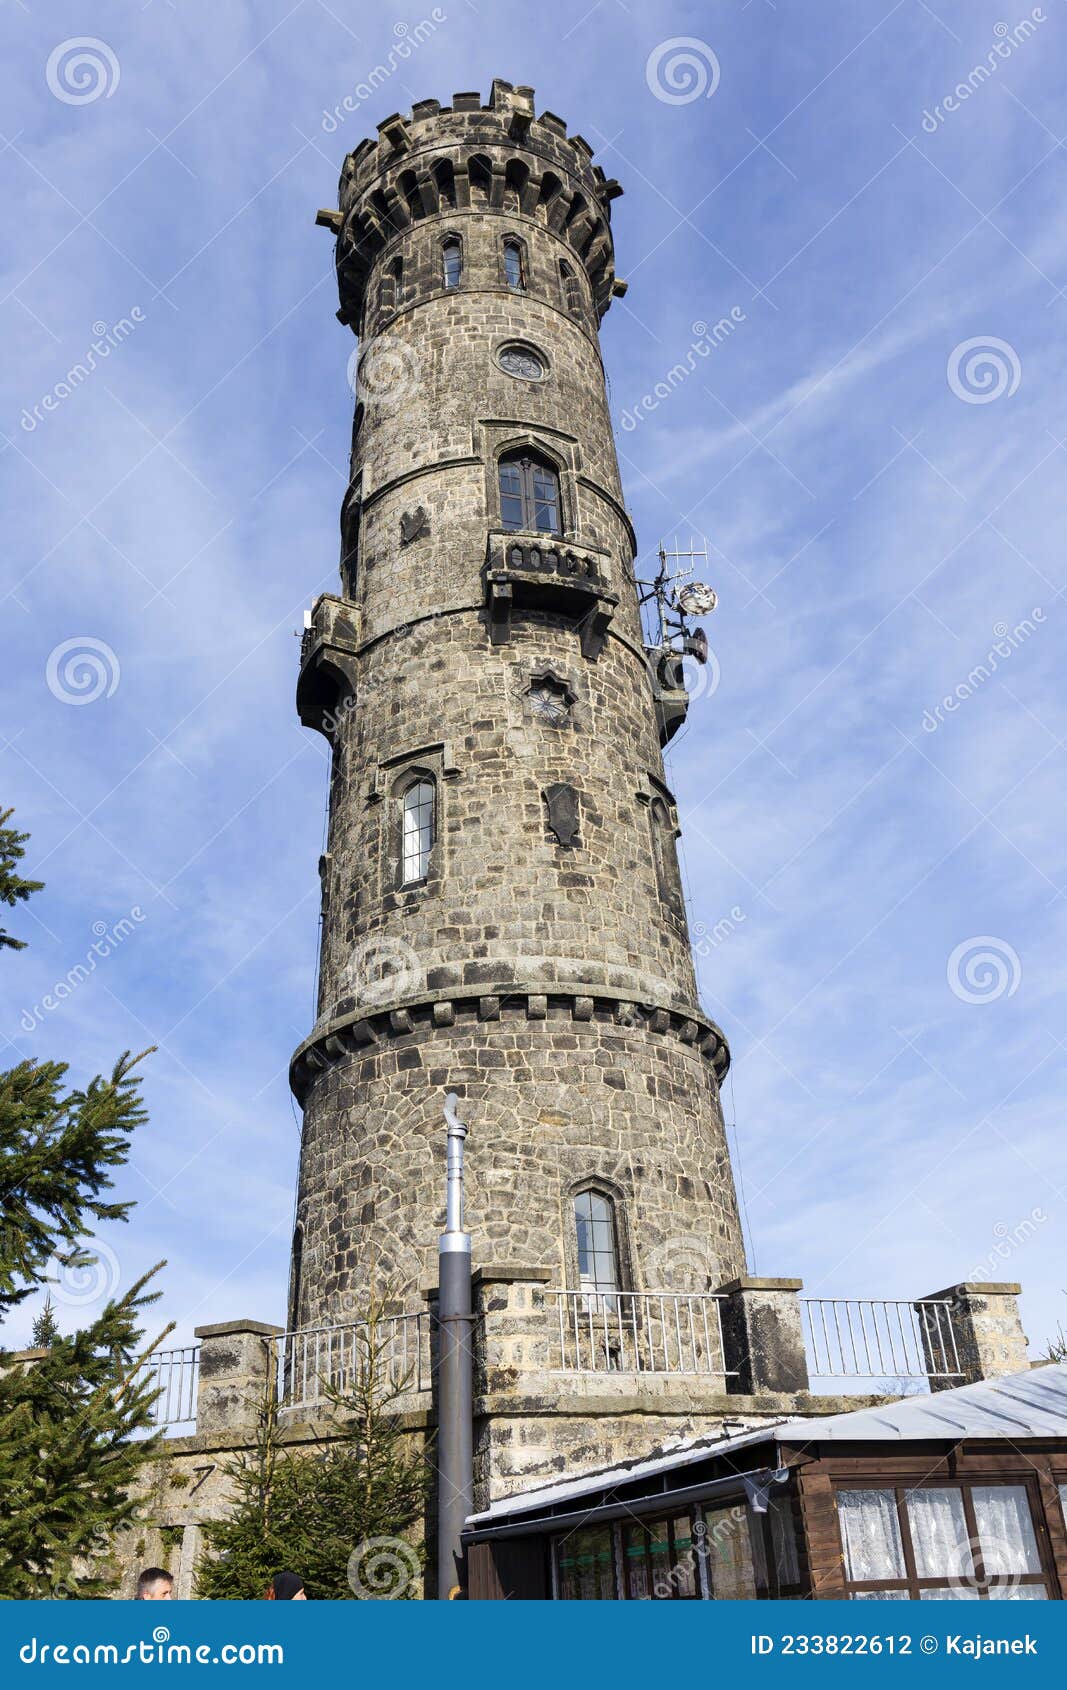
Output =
[{"x1": 466, "y1": 1365, "x2": 1067, "y2": 1526}]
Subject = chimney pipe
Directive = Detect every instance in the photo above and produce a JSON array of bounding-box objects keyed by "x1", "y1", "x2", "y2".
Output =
[{"x1": 436, "y1": 1092, "x2": 473, "y2": 1598}]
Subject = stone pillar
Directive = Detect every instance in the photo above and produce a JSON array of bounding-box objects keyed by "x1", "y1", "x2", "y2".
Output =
[
  {"x1": 919, "y1": 1283, "x2": 1029, "y2": 1390},
  {"x1": 472, "y1": 1266, "x2": 553, "y2": 1395},
  {"x1": 719, "y1": 1277, "x2": 809, "y2": 1396},
  {"x1": 193, "y1": 1319, "x2": 282, "y2": 1438}
]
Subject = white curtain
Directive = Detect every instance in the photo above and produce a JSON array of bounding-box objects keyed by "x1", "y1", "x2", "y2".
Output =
[
  {"x1": 988, "y1": 1585, "x2": 1047, "y2": 1599},
  {"x1": 972, "y1": 1486, "x2": 1041, "y2": 1575},
  {"x1": 906, "y1": 1487, "x2": 970, "y2": 1578},
  {"x1": 837, "y1": 1490, "x2": 905, "y2": 1582},
  {"x1": 920, "y1": 1587, "x2": 979, "y2": 1599}
]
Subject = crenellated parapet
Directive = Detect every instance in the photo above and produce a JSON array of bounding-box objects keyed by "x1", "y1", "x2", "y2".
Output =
[{"x1": 316, "y1": 79, "x2": 627, "y2": 329}]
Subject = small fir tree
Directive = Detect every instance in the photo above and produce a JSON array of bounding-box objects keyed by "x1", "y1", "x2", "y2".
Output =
[
  {"x1": 0, "y1": 806, "x2": 166, "y2": 1595},
  {"x1": 198, "y1": 1300, "x2": 429, "y2": 1599},
  {"x1": 31, "y1": 1295, "x2": 59, "y2": 1348}
]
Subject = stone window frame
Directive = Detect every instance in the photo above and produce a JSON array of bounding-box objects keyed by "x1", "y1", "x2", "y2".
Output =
[
  {"x1": 524, "y1": 664, "x2": 580, "y2": 731},
  {"x1": 482, "y1": 426, "x2": 579, "y2": 539},
  {"x1": 563, "y1": 1175, "x2": 634, "y2": 1297},
  {"x1": 502, "y1": 232, "x2": 529, "y2": 291},
  {"x1": 441, "y1": 231, "x2": 464, "y2": 290},
  {"x1": 559, "y1": 258, "x2": 583, "y2": 317},
  {"x1": 637, "y1": 773, "x2": 686, "y2": 924},
  {"x1": 368, "y1": 741, "x2": 457, "y2": 903}
]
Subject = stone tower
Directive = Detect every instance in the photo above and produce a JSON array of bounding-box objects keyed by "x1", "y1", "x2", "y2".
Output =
[{"x1": 291, "y1": 82, "x2": 749, "y2": 1477}]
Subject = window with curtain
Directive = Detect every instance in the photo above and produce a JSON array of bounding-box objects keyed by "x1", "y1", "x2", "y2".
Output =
[
  {"x1": 554, "y1": 1526, "x2": 616, "y2": 1600},
  {"x1": 702, "y1": 1503, "x2": 760, "y2": 1599},
  {"x1": 622, "y1": 1515, "x2": 700, "y2": 1600},
  {"x1": 401, "y1": 778, "x2": 434, "y2": 885},
  {"x1": 442, "y1": 237, "x2": 462, "y2": 289},
  {"x1": 498, "y1": 450, "x2": 561, "y2": 534},
  {"x1": 837, "y1": 1484, "x2": 1049, "y2": 1599},
  {"x1": 503, "y1": 237, "x2": 526, "y2": 290}
]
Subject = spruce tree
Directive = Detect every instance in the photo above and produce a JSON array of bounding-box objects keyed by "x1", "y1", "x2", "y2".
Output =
[
  {"x1": 0, "y1": 806, "x2": 167, "y2": 1595},
  {"x1": 31, "y1": 1295, "x2": 59, "y2": 1348},
  {"x1": 198, "y1": 1303, "x2": 429, "y2": 1599}
]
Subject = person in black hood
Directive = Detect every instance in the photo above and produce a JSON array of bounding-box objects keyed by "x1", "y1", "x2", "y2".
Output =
[{"x1": 265, "y1": 1571, "x2": 306, "y2": 1600}]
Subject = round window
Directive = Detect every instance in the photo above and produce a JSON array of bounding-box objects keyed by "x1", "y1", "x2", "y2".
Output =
[{"x1": 497, "y1": 343, "x2": 547, "y2": 381}]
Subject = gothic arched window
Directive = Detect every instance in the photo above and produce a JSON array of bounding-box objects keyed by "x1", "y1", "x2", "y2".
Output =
[
  {"x1": 503, "y1": 236, "x2": 526, "y2": 291},
  {"x1": 498, "y1": 450, "x2": 561, "y2": 535},
  {"x1": 401, "y1": 777, "x2": 435, "y2": 885},
  {"x1": 574, "y1": 1189, "x2": 621, "y2": 1298},
  {"x1": 442, "y1": 237, "x2": 462, "y2": 290}
]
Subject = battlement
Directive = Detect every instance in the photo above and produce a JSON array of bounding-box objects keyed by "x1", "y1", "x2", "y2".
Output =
[{"x1": 318, "y1": 80, "x2": 626, "y2": 327}]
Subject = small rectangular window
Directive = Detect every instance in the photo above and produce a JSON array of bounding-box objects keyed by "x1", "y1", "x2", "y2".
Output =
[
  {"x1": 442, "y1": 240, "x2": 462, "y2": 289},
  {"x1": 555, "y1": 1527, "x2": 616, "y2": 1600},
  {"x1": 504, "y1": 239, "x2": 526, "y2": 290}
]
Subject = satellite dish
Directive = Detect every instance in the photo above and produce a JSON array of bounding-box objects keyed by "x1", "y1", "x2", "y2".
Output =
[{"x1": 676, "y1": 582, "x2": 718, "y2": 616}]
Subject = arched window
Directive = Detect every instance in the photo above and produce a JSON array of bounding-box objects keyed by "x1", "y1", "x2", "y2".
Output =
[
  {"x1": 401, "y1": 778, "x2": 435, "y2": 885},
  {"x1": 503, "y1": 236, "x2": 526, "y2": 291},
  {"x1": 574, "y1": 1189, "x2": 621, "y2": 1297},
  {"x1": 650, "y1": 797, "x2": 684, "y2": 917},
  {"x1": 442, "y1": 237, "x2": 462, "y2": 289},
  {"x1": 559, "y1": 259, "x2": 582, "y2": 315},
  {"x1": 432, "y1": 158, "x2": 456, "y2": 212},
  {"x1": 498, "y1": 450, "x2": 561, "y2": 535}
]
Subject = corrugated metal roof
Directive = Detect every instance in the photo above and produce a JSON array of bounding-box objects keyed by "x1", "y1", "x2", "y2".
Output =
[
  {"x1": 772, "y1": 1362, "x2": 1067, "y2": 1444},
  {"x1": 466, "y1": 1365, "x2": 1067, "y2": 1526}
]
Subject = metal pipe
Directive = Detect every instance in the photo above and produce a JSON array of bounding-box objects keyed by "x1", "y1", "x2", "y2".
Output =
[{"x1": 437, "y1": 1091, "x2": 473, "y2": 1600}]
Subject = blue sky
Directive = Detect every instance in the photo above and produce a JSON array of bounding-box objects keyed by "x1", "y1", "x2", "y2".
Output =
[{"x1": 1, "y1": 0, "x2": 1064, "y2": 1368}]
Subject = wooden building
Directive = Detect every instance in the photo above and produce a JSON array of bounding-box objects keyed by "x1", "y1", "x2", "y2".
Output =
[{"x1": 463, "y1": 1363, "x2": 1067, "y2": 1600}]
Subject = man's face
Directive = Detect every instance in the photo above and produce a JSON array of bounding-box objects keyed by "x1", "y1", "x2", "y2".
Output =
[{"x1": 142, "y1": 1582, "x2": 172, "y2": 1600}]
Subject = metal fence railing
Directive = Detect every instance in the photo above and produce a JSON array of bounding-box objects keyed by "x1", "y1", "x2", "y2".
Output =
[
  {"x1": 800, "y1": 1298, "x2": 962, "y2": 1386},
  {"x1": 275, "y1": 1314, "x2": 429, "y2": 1413},
  {"x1": 546, "y1": 1290, "x2": 734, "y2": 1377},
  {"x1": 139, "y1": 1344, "x2": 200, "y2": 1430}
]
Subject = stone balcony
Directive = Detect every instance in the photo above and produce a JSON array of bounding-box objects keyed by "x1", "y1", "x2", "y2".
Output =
[{"x1": 123, "y1": 1276, "x2": 1029, "y2": 1443}]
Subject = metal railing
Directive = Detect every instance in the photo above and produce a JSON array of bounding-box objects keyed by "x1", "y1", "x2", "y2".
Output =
[
  {"x1": 139, "y1": 1344, "x2": 200, "y2": 1430},
  {"x1": 800, "y1": 1298, "x2": 962, "y2": 1386},
  {"x1": 275, "y1": 1314, "x2": 429, "y2": 1413},
  {"x1": 547, "y1": 1290, "x2": 734, "y2": 1376}
]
